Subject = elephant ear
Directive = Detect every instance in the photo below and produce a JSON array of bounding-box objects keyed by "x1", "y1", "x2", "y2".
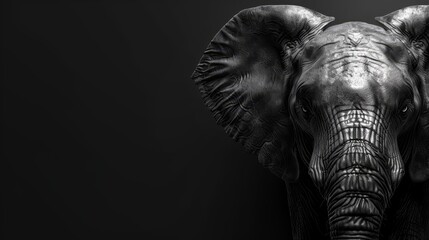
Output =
[
  {"x1": 376, "y1": 5, "x2": 429, "y2": 182},
  {"x1": 191, "y1": 5, "x2": 333, "y2": 182}
]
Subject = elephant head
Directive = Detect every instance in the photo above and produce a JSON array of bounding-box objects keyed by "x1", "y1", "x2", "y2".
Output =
[{"x1": 192, "y1": 5, "x2": 429, "y2": 239}]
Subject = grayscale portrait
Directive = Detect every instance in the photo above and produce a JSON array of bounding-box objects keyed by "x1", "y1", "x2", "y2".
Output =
[
  {"x1": 4, "y1": 1, "x2": 428, "y2": 240},
  {"x1": 193, "y1": 5, "x2": 429, "y2": 240}
]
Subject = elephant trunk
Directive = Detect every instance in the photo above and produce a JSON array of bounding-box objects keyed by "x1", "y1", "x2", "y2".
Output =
[
  {"x1": 324, "y1": 141, "x2": 394, "y2": 240},
  {"x1": 306, "y1": 108, "x2": 405, "y2": 239}
]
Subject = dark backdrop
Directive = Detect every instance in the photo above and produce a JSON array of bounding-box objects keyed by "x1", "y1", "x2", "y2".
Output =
[{"x1": 2, "y1": 0, "x2": 426, "y2": 239}]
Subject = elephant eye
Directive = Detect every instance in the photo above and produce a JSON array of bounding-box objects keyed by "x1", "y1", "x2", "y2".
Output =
[
  {"x1": 298, "y1": 100, "x2": 312, "y2": 119},
  {"x1": 399, "y1": 100, "x2": 413, "y2": 118},
  {"x1": 296, "y1": 97, "x2": 313, "y2": 120},
  {"x1": 302, "y1": 106, "x2": 308, "y2": 113}
]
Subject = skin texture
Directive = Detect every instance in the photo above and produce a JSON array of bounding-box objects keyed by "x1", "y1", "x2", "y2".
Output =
[{"x1": 192, "y1": 5, "x2": 429, "y2": 240}]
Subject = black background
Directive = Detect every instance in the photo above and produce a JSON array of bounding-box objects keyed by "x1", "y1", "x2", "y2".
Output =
[{"x1": 3, "y1": 0, "x2": 427, "y2": 239}]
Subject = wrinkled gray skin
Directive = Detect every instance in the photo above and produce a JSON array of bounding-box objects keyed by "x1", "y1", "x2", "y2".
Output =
[{"x1": 192, "y1": 5, "x2": 429, "y2": 240}]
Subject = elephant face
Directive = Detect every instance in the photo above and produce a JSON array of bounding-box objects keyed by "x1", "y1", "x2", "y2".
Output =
[
  {"x1": 293, "y1": 22, "x2": 421, "y2": 183},
  {"x1": 290, "y1": 22, "x2": 422, "y2": 237},
  {"x1": 192, "y1": 5, "x2": 429, "y2": 239}
]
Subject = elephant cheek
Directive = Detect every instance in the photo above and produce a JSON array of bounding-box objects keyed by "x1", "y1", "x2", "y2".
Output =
[
  {"x1": 308, "y1": 154, "x2": 325, "y2": 188},
  {"x1": 387, "y1": 152, "x2": 405, "y2": 188}
]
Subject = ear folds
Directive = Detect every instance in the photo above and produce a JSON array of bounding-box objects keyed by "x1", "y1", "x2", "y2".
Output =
[
  {"x1": 376, "y1": 5, "x2": 429, "y2": 182},
  {"x1": 191, "y1": 5, "x2": 333, "y2": 182}
]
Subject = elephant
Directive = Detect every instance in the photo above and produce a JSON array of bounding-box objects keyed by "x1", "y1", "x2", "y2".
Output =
[{"x1": 191, "y1": 5, "x2": 429, "y2": 240}]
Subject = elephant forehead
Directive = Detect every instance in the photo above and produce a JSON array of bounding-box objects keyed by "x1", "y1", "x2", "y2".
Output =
[
  {"x1": 298, "y1": 22, "x2": 411, "y2": 103},
  {"x1": 318, "y1": 52, "x2": 394, "y2": 87},
  {"x1": 307, "y1": 22, "x2": 403, "y2": 50},
  {"x1": 303, "y1": 22, "x2": 409, "y2": 75},
  {"x1": 301, "y1": 60, "x2": 406, "y2": 105},
  {"x1": 303, "y1": 65, "x2": 404, "y2": 105}
]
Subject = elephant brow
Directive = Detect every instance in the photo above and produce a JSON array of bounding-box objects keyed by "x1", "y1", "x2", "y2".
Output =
[{"x1": 327, "y1": 55, "x2": 387, "y2": 71}]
